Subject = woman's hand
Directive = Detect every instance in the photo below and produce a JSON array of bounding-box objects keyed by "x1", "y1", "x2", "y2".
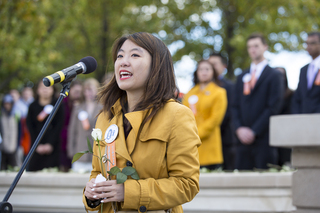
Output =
[
  {"x1": 91, "y1": 180, "x2": 124, "y2": 203},
  {"x1": 36, "y1": 144, "x2": 53, "y2": 155},
  {"x1": 84, "y1": 178, "x2": 99, "y2": 201}
]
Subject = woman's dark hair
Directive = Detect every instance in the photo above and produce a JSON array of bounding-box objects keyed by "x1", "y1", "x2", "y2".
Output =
[
  {"x1": 34, "y1": 80, "x2": 57, "y2": 100},
  {"x1": 69, "y1": 79, "x2": 84, "y2": 104},
  {"x1": 193, "y1": 60, "x2": 220, "y2": 86},
  {"x1": 98, "y1": 32, "x2": 178, "y2": 122}
]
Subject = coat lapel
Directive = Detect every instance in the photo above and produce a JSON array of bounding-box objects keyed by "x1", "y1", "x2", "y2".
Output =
[
  {"x1": 124, "y1": 110, "x2": 149, "y2": 155},
  {"x1": 108, "y1": 101, "x2": 133, "y2": 163},
  {"x1": 301, "y1": 65, "x2": 309, "y2": 96}
]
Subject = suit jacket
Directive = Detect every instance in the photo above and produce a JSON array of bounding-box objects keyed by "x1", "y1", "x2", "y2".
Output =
[
  {"x1": 231, "y1": 65, "x2": 283, "y2": 144},
  {"x1": 220, "y1": 78, "x2": 235, "y2": 146},
  {"x1": 291, "y1": 64, "x2": 320, "y2": 114}
]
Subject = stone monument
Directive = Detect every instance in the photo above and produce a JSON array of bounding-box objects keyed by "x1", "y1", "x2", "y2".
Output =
[{"x1": 270, "y1": 114, "x2": 320, "y2": 213}]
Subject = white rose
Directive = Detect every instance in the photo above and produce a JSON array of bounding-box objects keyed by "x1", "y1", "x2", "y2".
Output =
[
  {"x1": 91, "y1": 128, "x2": 102, "y2": 141},
  {"x1": 95, "y1": 173, "x2": 106, "y2": 183}
]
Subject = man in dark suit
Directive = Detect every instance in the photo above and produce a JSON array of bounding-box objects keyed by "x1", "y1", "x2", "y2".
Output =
[
  {"x1": 231, "y1": 33, "x2": 283, "y2": 170},
  {"x1": 292, "y1": 32, "x2": 320, "y2": 114},
  {"x1": 208, "y1": 53, "x2": 235, "y2": 170}
]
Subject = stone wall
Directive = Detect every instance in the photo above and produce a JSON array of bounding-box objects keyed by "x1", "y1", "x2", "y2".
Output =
[
  {"x1": 0, "y1": 171, "x2": 295, "y2": 213},
  {"x1": 270, "y1": 114, "x2": 320, "y2": 213}
]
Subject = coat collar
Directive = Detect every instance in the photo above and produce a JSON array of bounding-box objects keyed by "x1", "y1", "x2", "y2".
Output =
[
  {"x1": 109, "y1": 99, "x2": 175, "y2": 156},
  {"x1": 111, "y1": 99, "x2": 122, "y2": 117},
  {"x1": 108, "y1": 99, "x2": 133, "y2": 162},
  {"x1": 193, "y1": 82, "x2": 218, "y2": 93}
]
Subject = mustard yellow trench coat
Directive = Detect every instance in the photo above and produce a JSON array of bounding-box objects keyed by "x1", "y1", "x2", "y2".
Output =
[
  {"x1": 83, "y1": 99, "x2": 201, "y2": 213},
  {"x1": 182, "y1": 82, "x2": 227, "y2": 166}
]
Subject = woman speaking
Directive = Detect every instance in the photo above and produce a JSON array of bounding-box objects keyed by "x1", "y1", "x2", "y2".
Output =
[{"x1": 83, "y1": 32, "x2": 201, "y2": 213}]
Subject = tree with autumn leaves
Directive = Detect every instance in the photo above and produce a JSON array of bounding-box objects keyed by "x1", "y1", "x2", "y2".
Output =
[{"x1": 1, "y1": 0, "x2": 320, "y2": 92}]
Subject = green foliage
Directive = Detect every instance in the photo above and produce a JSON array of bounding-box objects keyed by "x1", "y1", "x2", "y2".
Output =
[
  {"x1": 116, "y1": 172, "x2": 127, "y2": 184},
  {"x1": 71, "y1": 150, "x2": 89, "y2": 164},
  {"x1": 1, "y1": 0, "x2": 320, "y2": 91},
  {"x1": 87, "y1": 137, "x2": 93, "y2": 154},
  {"x1": 107, "y1": 166, "x2": 140, "y2": 184},
  {"x1": 130, "y1": 171, "x2": 140, "y2": 180},
  {"x1": 108, "y1": 166, "x2": 121, "y2": 176},
  {"x1": 122, "y1": 166, "x2": 136, "y2": 176}
]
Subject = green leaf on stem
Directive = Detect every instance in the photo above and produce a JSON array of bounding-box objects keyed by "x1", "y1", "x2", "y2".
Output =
[
  {"x1": 72, "y1": 151, "x2": 89, "y2": 163},
  {"x1": 109, "y1": 166, "x2": 121, "y2": 175},
  {"x1": 130, "y1": 171, "x2": 140, "y2": 180},
  {"x1": 116, "y1": 172, "x2": 127, "y2": 184},
  {"x1": 122, "y1": 166, "x2": 136, "y2": 176},
  {"x1": 87, "y1": 137, "x2": 93, "y2": 154}
]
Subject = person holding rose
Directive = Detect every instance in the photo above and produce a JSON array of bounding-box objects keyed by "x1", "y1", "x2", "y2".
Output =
[{"x1": 83, "y1": 32, "x2": 201, "y2": 213}]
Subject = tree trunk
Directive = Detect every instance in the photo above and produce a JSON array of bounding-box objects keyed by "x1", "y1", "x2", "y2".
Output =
[
  {"x1": 97, "y1": 0, "x2": 109, "y2": 83},
  {"x1": 222, "y1": 2, "x2": 236, "y2": 80}
]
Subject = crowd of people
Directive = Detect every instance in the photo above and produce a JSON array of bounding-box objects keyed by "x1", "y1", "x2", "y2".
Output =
[
  {"x1": 1, "y1": 31, "x2": 320, "y2": 173},
  {"x1": 0, "y1": 78, "x2": 103, "y2": 172},
  {"x1": 183, "y1": 32, "x2": 320, "y2": 171}
]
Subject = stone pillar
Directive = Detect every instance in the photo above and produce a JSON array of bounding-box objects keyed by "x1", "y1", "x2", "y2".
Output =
[{"x1": 270, "y1": 114, "x2": 320, "y2": 213}]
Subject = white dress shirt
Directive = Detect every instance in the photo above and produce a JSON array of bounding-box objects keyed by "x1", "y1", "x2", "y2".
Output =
[{"x1": 250, "y1": 59, "x2": 268, "y2": 81}]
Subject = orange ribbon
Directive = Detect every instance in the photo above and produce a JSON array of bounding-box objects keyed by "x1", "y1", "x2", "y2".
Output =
[
  {"x1": 250, "y1": 69, "x2": 257, "y2": 89},
  {"x1": 190, "y1": 104, "x2": 197, "y2": 115},
  {"x1": 37, "y1": 110, "x2": 49, "y2": 122},
  {"x1": 243, "y1": 82, "x2": 251, "y2": 95},
  {"x1": 106, "y1": 141, "x2": 116, "y2": 171},
  {"x1": 314, "y1": 69, "x2": 320, "y2": 86},
  {"x1": 81, "y1": 118, "x2": 90, "y2": 130}
]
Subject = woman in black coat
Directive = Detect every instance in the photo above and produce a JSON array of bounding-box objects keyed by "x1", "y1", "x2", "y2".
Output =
[{"x1": 26, "y1": 81, "x2": 64, "y2": 171}]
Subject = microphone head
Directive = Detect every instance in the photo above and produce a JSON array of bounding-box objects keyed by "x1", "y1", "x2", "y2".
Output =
[{"x1": 79, "y1": 56, "x2": 97, "y2": 74}]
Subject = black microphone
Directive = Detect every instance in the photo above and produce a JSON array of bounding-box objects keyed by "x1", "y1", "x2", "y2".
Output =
[{"x1": 43, "y1": 56, "x2": 97, "y2": 87}]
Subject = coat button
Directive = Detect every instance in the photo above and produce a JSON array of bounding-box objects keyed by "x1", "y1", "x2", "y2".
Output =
[
  {"x1": 139, "y1": 206, "x2": 147, "y2": 212},
  {"x1": 126, "y1": 161, "x2": 133, "y2": 167}
]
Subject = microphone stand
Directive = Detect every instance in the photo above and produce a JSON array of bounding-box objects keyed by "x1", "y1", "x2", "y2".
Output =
[{"x1": 0, "y1": 80, "x2": 73, "y2": 213}]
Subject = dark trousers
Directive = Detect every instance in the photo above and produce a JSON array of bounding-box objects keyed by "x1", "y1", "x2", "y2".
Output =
[
  {"x1": 1, "y1": 151, "x2": 17, "y2": 170},
  {"x1": 277, "y1": 147, "x2": 291, "y2": 166},
  {"x1": 222, "y1": 144, "x2": 235, "y2": 170},
  {"x1": 200, "y1": 164, "x2": 222, "y2": 170},
  {"x1": 235, "y1": 142, "x2": 278, "y2": 170}
]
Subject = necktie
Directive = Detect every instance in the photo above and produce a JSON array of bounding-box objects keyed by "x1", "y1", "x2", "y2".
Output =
[
  {"x1": 314, "y1": 69, "x2": 320, "y2": 86},
  {"x1": 250, "y1": 69, "x2": 257, "y2": 89},
  {"x1": 307, "y1": 64, "x2": 315, "y2": 89}
]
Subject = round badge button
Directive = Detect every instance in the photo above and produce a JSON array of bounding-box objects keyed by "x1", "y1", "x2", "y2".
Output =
[
  {"x1": 104, "y1": 124, "x2": 119, "y2": 144},
  {"x1": 44, "y1": 105, "x2": 53, "y2": 114},
  {"x1": 188, "y1": 95, "x2": 199, "y2": 105},
  {"x1": 242, "y1": 73, "x2": 252, "y2": 83},
  {"x1": 78, "y1": 111, "x2": 89, "y2": 121}
]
